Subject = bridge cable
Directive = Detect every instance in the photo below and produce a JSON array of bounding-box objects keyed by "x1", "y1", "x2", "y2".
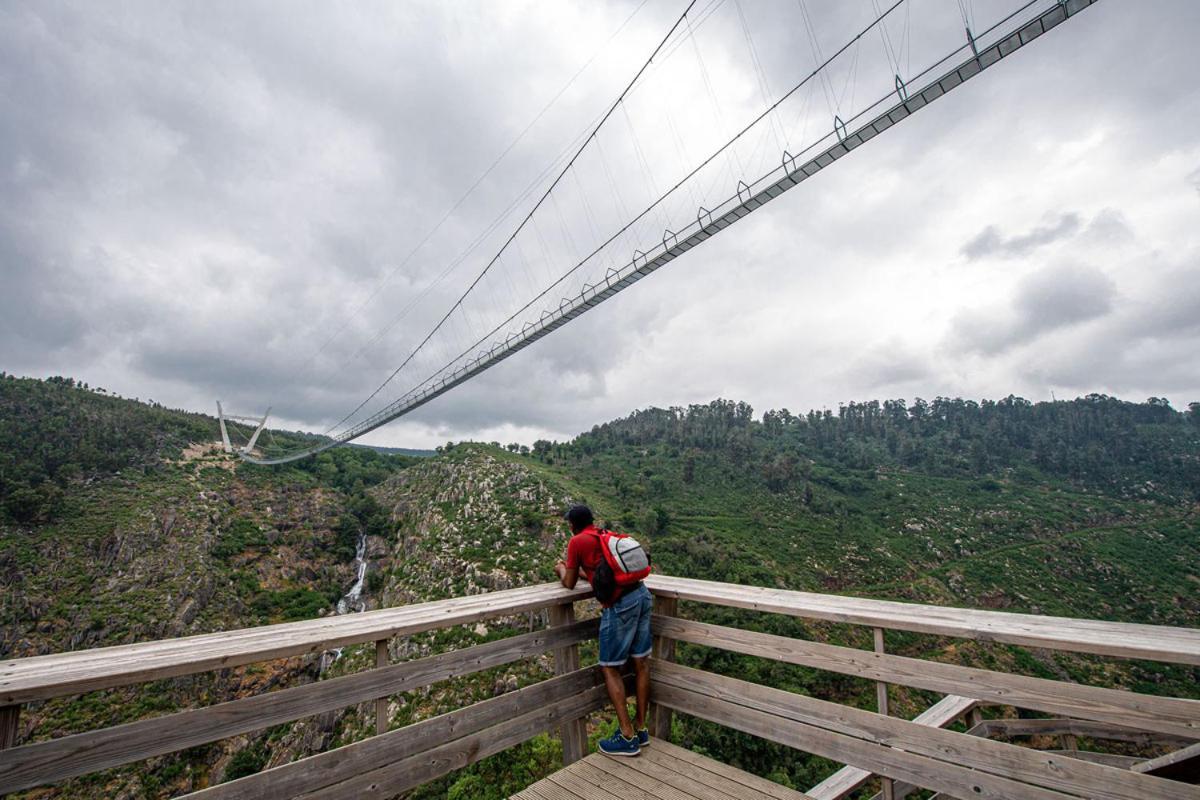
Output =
[
  {"x1": 319, "y1": 0, "x2": 701, "y2": 439},
  {"x1": 407, "y1": 0, "x2": 909, "y2": 398},
  {"x1": 296, "y1": 0, "x2": 651, "y2": 386}
]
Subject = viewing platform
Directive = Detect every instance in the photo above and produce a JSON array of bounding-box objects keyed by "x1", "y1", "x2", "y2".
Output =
[{"x1": 1, "y1": 574, "x2": 1198, "y2": 798}]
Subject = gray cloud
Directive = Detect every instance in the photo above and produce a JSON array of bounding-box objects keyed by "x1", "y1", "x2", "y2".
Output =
[
  {"x1": 844, "y1": 345, "x2": 933, "y2": 391},
  {"x1": 1017, "y1": 262, "x2": 1200, "y2": 397},
  {"x1": 962, "y1": 213, "x2": 1081, "y2": 261},
  {"x1": 3, "y1": 0, "x2": 1200, "y2": 448},
  {"x1": 1080, "y1": 208, "x2": 1135, "y2": 247},
  {"x1": 950, "y1": 263, "x2": 1116, "y2": 356}
]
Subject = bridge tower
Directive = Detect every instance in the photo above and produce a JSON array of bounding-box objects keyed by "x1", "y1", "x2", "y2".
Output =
[{"x1": 216, "y1": 401, "x2": 272, "y2": 455}]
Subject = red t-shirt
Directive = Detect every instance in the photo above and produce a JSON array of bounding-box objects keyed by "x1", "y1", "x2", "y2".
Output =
[{"x1": 565, "y1": 525, "x2": 618, "y2": 607}]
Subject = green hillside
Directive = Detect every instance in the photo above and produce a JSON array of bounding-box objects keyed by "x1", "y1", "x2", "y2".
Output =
[
  {"x1": 1, "y1": 376, "x2": 1197, "y2": 798},
  {"x1": 509, "y1": 398, "x2": 1200, "y2": 791}
]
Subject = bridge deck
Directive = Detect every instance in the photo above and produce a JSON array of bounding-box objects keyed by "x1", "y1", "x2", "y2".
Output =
[{"x1": 512, "y1": 740, "x2": 812, "y2": 800}]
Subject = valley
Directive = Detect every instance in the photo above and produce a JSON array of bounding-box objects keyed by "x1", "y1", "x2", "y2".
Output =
[{"x1": 1, "y1": 375, "x2": 1197, "y2": 797}]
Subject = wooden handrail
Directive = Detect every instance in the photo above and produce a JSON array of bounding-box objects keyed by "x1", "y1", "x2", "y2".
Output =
[
  {"x1": 0, "y1": 582, "x2": 591, "y2": 704},
  {"x1": 650, "y1": 615, "x2": 1200, "y2": 740},
  {"x1": 184, "y1": 667, "x2": 614, "y2": 800},
  {"x1": 973, "y1": 718, "x2": 1197, "y2": 747},
  {"x1": 0, "y1": 619, "x2": 598, "y2": 795},
  {"x1": 645, "y1": 574, "x2": 1200, "y2": 665},
  {"x1": 808, "y1": 695, "x2": 978, "y2": 800},
  {"x1": 9, "y1": 573, "x2": 1197, "y2": 707},
  {"x1": 6, "y1": 574, "x2": 1200, "y2": 798},
  {"x1": 652, "y1": 661, "x2": 1200, "y2": 800}
]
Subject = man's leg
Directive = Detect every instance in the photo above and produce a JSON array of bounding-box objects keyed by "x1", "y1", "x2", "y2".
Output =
[
  {"x1": 629, "y1": 585, "x2": 655, "y2": 735},
  {"x1": 631, "y1": 656, "x2": 650, "y2": 731},
  {"x1": 601, "y1": 665, "x2": 635, "y2": 738}
]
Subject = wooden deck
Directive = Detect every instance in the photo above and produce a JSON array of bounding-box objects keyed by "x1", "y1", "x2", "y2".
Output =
[{"x1": 513, "y1": 740, "x2": 812, "y2": 800}]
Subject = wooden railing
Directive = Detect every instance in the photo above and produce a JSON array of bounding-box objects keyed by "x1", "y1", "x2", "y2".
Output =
[
  {"x1": 0, "y1": 583, "x2": 596, "y2": 797},
  {"x1": 644, "y1": 574, "x2": 1200, "y2": 800},
  {"x1": 1, "y1": 575, "x2": 1198, "y2": 798}
]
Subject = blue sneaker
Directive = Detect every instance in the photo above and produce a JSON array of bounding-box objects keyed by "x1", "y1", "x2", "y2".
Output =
[
  {"x1": 598, "y1": 729, "x2": 641, "y2": 757},
  {"x1": 637, "y1": 727, "x2": 650, "y2": 747}
]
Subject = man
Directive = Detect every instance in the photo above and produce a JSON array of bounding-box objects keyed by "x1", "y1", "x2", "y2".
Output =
[{"x1": 554, "y1": 504, "x2": 653, "y2": 756}]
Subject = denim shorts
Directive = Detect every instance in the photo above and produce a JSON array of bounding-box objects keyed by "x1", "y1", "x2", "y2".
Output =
[{"x1": 598, "y1": 583, "x2": 653, "y2": 666}]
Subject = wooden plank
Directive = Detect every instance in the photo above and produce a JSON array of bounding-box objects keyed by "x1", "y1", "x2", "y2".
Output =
[
  {"x1": 1135, "y1": 741, "x2": 1200, "y2": 782},
  {"x1": 633, "y1": 747, "x2": 778, "y2": 800},
  {"x1": 652, "y1": 740, "x2": 812, "y2": 800},
  {"x1": 586, "y1": 752, "x2": 738, "y2": 800},
  {"x1": 1046, "y1": 750, "x2": 1145, "y2": 769},
  {"x1": 0, "y1": 620, "x2": 597, "y2": 795},
  {"x1": 873, "y1": 628, "x2": 894, "y2": 800},
  {"x1": 977, "y1": 718, "x2": 1197, "y2": 747},
  {"x1": 0, "y1": 705, "x2": 17, "y2": 750},
  {"x1": 528, "y1": 774, "x2": 591, "y2": 800},
  {"x1": 293, "y1": 680, "x2": 609, "y2": 799},
  {"x1": 649, "y1": 595, "x2": 678, "y2": 742},
  {"x1": 655, "y1": 680, "x2": 1077, "y2": 800},
  {"x1": 653, "y1": 662, "x2": 1200, "y2": 800},
  {"x1": 550, "y1": 603, "x2": 588, "y2": 766},
  {"x1": 969, "y1": 706, "x2": 984, "y2": 729},
  {"x1": 0, "y1": 581, "x2": 593, "y2": 704},
  {"x1": 374, "y1": 638, "x2": 388, "y2": 736},
  {"x1": 645, "y1": 575, "x2": 1200, "y2": 666},
  {"x1": 512, "y1": 789, "x2": 555, "y2": 800},
  {"x1": 552, "y1": 761, "x2": 657, "y2": 800},
  {"x1": 652, "y1": 615, "x2": 1200, "y2": 740},
  {"x1": 914, "y1": 695, "x2": 978, "y2": 725},
  {"x1": 808, "y1": 694, "x2": 976, "y2": 800},
  {"x1": 186, "y1": 667, "x2": 607, "y2": 800},
  {"x1": 807, "y1": 766, "x2": 872, "y2": 800}
]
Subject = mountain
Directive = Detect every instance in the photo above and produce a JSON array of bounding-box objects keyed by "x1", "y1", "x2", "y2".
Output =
[
  {"x1": 349, "y1": 443, "x2": 438, "y2": 458},
  {"x1": 1, "y1": 375, "x2": 1197, "y2": 797}
]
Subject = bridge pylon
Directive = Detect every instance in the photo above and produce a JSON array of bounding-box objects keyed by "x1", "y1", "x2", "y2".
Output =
[{"x1": 216, "y1": 401, "x2": 272, "y2": 455}]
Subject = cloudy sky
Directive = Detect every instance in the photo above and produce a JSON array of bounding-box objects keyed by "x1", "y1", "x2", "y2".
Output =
[{"x1": 2, "y1": 0, "x2": 1198, "y2": 450}]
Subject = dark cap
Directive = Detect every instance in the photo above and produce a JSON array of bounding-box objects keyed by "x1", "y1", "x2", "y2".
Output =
[{"x1": 564, "y1": 504, "x2": 594, "y2": 530}]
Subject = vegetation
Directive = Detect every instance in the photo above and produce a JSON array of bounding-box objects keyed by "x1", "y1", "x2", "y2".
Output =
[
  {"x1": 562, "y1": 395, "x2": 1200, "y2": 500},
  {"x1": 0, "y1": 374, "x2": 212, "y2": 523},
  {"x1": 1, "y1": 376, "x2": 1196, "y2": 798},
  {"x1": 517, "y1": 396, "x2": 1200, "y2": 789}
]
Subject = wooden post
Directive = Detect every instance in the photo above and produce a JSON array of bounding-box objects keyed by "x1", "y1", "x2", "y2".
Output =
[
  {"x1": 549, "y1": 602, "x2": 587, "y2": 765},
  {"x1": 375, "y1": 639, "x2": 388, "y2": 736},
  {"x1": 649, "y1": 595, "x2": 678, "y2": 742},
  {"x1": 968, "y1": 706, "x2": 984, "y2": 732},
  {"x1": 874, "y1": 628, "x2": 894, "y2": 800},
  {"x1": 0, "y1": 704, "x2": 19, "y2": 750},
  {"x1": 1061, "y1": 732, "x2": 1078, "y2": 751}
]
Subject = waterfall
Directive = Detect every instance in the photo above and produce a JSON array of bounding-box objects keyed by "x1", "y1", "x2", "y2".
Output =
[
  {"x1": 321, "y1": 529, "x2": 370, "y2": 673},
  {"x1": 336, "y1": 531, "x2": 369, "y2": 615}
]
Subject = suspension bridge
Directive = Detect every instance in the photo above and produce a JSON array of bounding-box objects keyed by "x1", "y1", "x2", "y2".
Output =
[{"x1": 224, "y1": 0, "x2": 1098, "y2": 465}]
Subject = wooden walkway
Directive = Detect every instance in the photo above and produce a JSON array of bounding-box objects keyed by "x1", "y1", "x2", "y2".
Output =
[{"x1": 512, "y1": 740, "x2": 812, "y2": 800}]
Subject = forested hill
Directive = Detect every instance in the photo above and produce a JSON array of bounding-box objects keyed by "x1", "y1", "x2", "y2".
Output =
[
  {"x1": 0, "y1": 373, "x2": 381, "y2": 525},
  {"x1": 555, "y1": 395, "x2": 1200, "y2": 501},
  {"x1": 0, "y1": 375, "x2": 212, "y2": 524}
]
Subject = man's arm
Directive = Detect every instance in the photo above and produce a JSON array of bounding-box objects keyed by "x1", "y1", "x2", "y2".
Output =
[
  {"x1": 556, "y1": 536, "x2": 586, "y2": 589},
  {"x1": 555, "y1": 560, "x2": 579, "y2": 589}
]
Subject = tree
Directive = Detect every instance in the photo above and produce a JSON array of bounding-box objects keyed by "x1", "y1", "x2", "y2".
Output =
[
  {"x1": 3, "y1": 486, "x2": 43, "y2": 524},
  {"x1": 682, "y1": 448, "x2": 699, "y2": 484},
  {"x1": 761, "y1": 454, "x2": 797, "y2": 493}
]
